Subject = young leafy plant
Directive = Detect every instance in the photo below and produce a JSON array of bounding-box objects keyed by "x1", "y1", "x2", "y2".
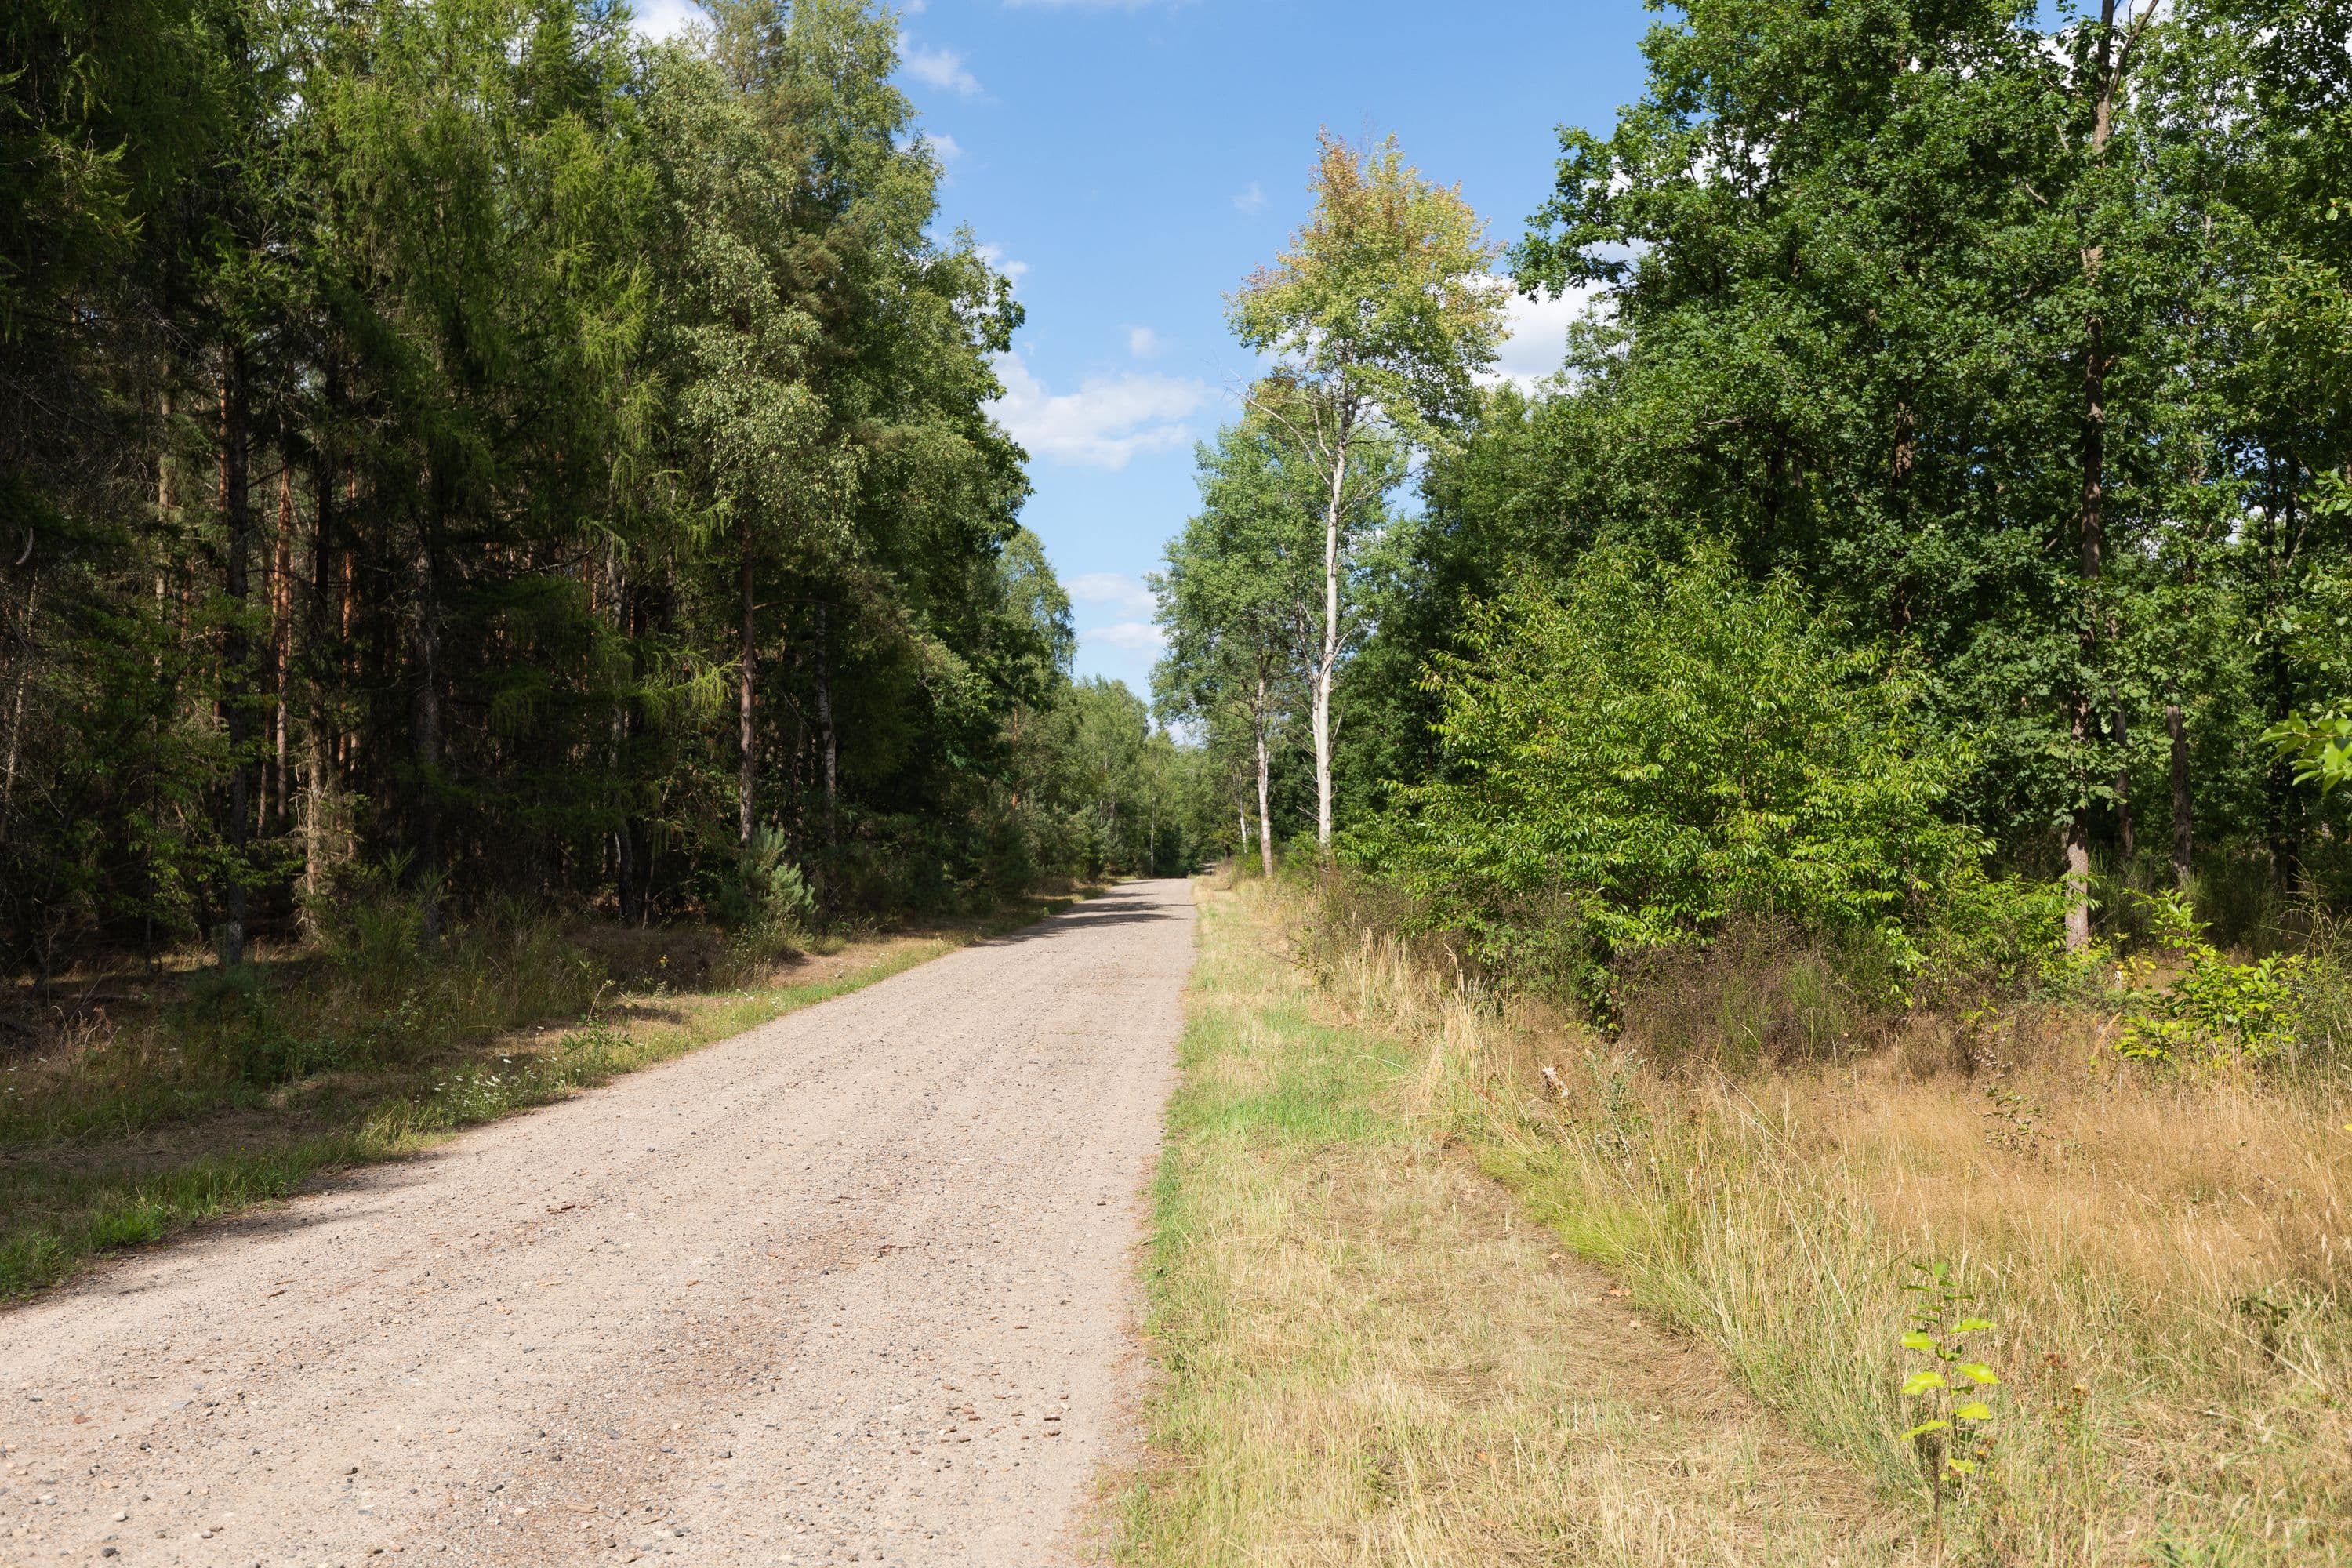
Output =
[
  {"x1": 2114, "y1": 890, "x2": 2307, "y2": 1069},
  {"x1": 1900, "y1": 1260, "x2": 2002, "y2": 1555}
]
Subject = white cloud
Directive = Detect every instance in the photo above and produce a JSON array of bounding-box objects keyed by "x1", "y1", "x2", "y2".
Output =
[
  {"x1": 927, "y1": 132, "x2": 965, "y2": 163},
  {"x1": 904, "y1": 43, "x2": 981, "y2": 96},
  {"x1": 1084, "y1": 622, "x2": 1168, "y2": 655},
  {"x1": 989, "y1": 354, "x2": 1214, "y2": 470},
  {"x1": 1007, "y1": 0, "x2": 1163, "y2": 8},
  {"x1": 1234, "y1": 181, "x2": 1266, "y2": 213},
  {"x1": 1125, "y1": 325, "x2": 1163, "y2": 359},
  {"x1": 1482, "y1": 279, "x2": 1603, "y2": 393},
  {"x1": 629, "y1": 0, "x2": 706, "y2": 39},
  {"x1": 1069, "y1": 572, "x2": 1158, "y2": 616},
  {"x1": 975, "y1": 243, "x2": 1029, "y2": 285}
]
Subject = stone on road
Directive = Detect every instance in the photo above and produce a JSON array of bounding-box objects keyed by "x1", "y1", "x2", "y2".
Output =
[{"x1": 2, "y1": 879, "x2": 1196, "y2": 1568}]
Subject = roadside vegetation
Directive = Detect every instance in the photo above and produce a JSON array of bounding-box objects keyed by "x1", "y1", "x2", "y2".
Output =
[
  {"x1": 1, "y1": 882, "x2": 1094, "y2": 1300},
  {"x1": 1122, "y1": 876, "x2": 1916, "y2": 1566},
  {"x1": 1274, "y1": 865, "x2": 2352, "y2": 1564},
  {"x1": 1140, "y1": 5, "x2": 2352, "y2": 1555}
]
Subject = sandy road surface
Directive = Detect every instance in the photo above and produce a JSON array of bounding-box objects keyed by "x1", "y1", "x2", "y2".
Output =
[{"x1": 2, "y1": 880, "x2": 1196, "y2": 1568}]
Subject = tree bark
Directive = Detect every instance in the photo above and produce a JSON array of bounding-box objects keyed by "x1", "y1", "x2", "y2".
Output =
[
  {"x1": 0, "y1": 573, "x2": 38, "y2": 843},
  {"x1": 271, "y1": 459, "x2": 293, "y2": 837},
  {"x1": 303, "y1": 371, "x2": 337, "y2": 913},
  {"x1": 1255, "y1": 673, "x2": 1276, "y2": 878},
  {"x1": 815, "y1": 601, "x2": 837, "y2": 846},
  {"x1": 737, "y1": 515, "x2": 757, "y2": 848},
  {"x1": 2063, "y1": 0, "x2": 2121, "y2": 955},
  {"x1": 220, "y1": 344, "x2": 253, "y2": 966},
  {"x1": 412, "y1": 480, "x2": 445, "y2": 942},
  {"x1": 2065, "y1": 701, "x2": 2094, "y2": 954},
  {"x1": 1312, "y1": 419, "x2": 1348, "y2": 852},
  {"x1": 2167, "y1": 699, "x2": 2193, "y2": 889}
]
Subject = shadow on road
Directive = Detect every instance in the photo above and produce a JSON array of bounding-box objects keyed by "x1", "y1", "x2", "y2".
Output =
[{"x1": 982, "y1": 883, "x2": 1185, "y2": 943}]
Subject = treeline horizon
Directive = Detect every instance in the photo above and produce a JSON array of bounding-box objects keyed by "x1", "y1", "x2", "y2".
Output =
[{"x1": 2, "y1": 0, "x2": 1210, "y2": 979}]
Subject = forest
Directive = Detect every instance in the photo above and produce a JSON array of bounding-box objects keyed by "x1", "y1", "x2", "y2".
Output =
[
  {"x1": 1162, "y1": 0, "x2": 2352, "y2": 993},
  {"x1": 1140, "y1": 0, "x2": 2352, "y2": 1554},
  {"x1": 1, "y1": 0, "x2": 1207, "y2": 984}
]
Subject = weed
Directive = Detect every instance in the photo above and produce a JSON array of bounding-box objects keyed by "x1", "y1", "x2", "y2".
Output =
[{"x1": 1899, "y1": 1261, "x2": 2002, "y2": 1556}]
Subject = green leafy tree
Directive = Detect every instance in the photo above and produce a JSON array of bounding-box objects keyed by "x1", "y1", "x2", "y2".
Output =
[
  {"x1": 1229, "y1": 132, "x2": 1505, "y2": 850},
  {"x1": 1359, "y1": 550, "x2": 2010, "y2": 1005},
  {"x1": 1153, "y1": 419, "x2": 1324, "y2": 875}
]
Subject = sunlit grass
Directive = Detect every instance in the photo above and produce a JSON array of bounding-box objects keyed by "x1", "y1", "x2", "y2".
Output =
[
  {"x1": 1287, "y1": 879, "x2": 2352, "y2": 1566},
  {"x1": 1117, "y1": 876, "x2": 1911, "y2": 1566}
]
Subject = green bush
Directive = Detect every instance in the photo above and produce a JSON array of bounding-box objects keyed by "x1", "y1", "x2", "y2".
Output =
[
  {"x1": 2115, "y1": 891, "x2": 2310, "y2": 1069},
  {"x1": 1352, "y1": 549, "x2": 2039, "y2": 1009}
]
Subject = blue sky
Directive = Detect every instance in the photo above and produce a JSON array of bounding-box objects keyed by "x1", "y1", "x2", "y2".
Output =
[{"x1": 636, "y1": 0, "x2": 1657, "y2": 695}]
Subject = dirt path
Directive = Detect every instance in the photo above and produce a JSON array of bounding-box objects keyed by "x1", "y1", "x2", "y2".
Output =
[{"x1": 2, "y1": 880, "x2": 1196, "y2": 1568}]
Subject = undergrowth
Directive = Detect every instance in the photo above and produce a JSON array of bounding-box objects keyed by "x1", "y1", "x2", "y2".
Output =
[{"x1": 1276, "y1": 873, "x2": 2352, "y2": 1566}]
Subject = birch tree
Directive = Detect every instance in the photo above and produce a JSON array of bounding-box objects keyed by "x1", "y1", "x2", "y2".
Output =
[
  {"x1": 1229, "y1": 132, "x2": 1505, "y2": 849},
  {"x1": 1154, "y1": 419, "x2": 1320, "y2": 874}
]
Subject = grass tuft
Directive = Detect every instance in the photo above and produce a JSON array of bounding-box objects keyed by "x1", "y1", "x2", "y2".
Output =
[{"x1": 1287, "y1": 876, "x2": 2352, "y2": 1566}]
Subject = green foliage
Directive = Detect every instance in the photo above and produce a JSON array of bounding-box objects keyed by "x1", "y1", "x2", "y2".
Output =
[
  {"x1": 2266, "y1": 706, "x2": 2352, "y2": 797},
  {"x1": 1356, "y1": 550, "x2": 2015, "y2": 1007},
  {"x1": 1899, "y1": 1261, "x2": 2002, "y2": 1541},
  {"x1": 2114, "y1": 891, "x2": 2309, "y2": 1068},
  {"x1": 0, "y1": 0, "x2": 1169, "y2": 971}
]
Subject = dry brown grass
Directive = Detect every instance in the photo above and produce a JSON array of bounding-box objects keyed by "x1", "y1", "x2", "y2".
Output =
[
  {"x1": 1118, "y1": 875, "x2": 1918, "y2": 1566},
  {"x1": 1287, "y1": 882, "x2": 2352, "y2": 1566}
]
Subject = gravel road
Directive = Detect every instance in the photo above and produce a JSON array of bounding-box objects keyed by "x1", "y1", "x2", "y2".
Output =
[{"x1": 2, "y1": 879, "x2": 1196, "y2": 1568}]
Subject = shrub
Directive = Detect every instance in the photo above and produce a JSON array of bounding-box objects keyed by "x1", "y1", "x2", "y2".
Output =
[
  {"x1": 2115, "y1": 890, "x2": 2309, "y2": 1069},
  {"x1": 1352, "y1": 548, "x2": 2032, "y2": 1011}
]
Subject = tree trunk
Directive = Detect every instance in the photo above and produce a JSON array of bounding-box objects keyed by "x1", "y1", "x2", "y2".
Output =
[
  {"x1": 412, "y1": 486, "x2": 445, "y2": 942},
  {"x1": 737, "y1": 516, "x2": 757, "y2": 848},
  {"x1": 2167, "y1": 699, "x2": 2193, "y2": 889},
  {"x1": 815, "y1": 601, "x2": 837, "y2": 846},
  {"x1": 303, "y1": 377, "x2": 336, "y2": 914},
  {"x1": 2065, "y1": 699, "x2": 2094, "y2": 954},
  {"x1": 1255, "y1": 675, "x2": 1276, "y2": 878},
  {"x1": 0, "y1": 573, "x2": 38, "y2": 842},
  {"x1": 220, "y1": 343, "x2": 252, "y2": 967},
  {"x1": 271, "y1": 460, "x2": 293, "y2": 837},
  {"x1": 1313, "y1": 425, "x2": 1348, "y2": 852},
  {"x1": 2063, "y1": 0, "x2": 2121, "y2": 955}
]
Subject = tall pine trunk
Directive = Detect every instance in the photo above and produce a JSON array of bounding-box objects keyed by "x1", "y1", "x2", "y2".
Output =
[
  {"x1": 737, "y1": 515, "x2": 757, "y2": 848},
  {"x1": 303, "y1": 372, "x2": 337, "y2": 914},
  {"x1": 220, "y1": 344, "x2": 253, "y2": 966},
  {"x1": 815, "y1": 601, "x2": 837, "y2": 847},
  {"x1": 412, "y1": 484, "x2": 445, "y2": 942},
  {"x1": 2167, "y1": 699, "x2": 2193, "y2": 888}
]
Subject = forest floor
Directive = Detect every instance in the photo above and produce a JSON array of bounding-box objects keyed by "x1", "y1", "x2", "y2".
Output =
[
  {"x1": 0, "y1": 888, "x2": 1098, "y2": 1301},
  {"x1": 1112, "y1": 876, "x2": 1917, "y2": 1566},
  {"x1": 0, "y1": 879, "x2": 1195, "y2": 1568}
]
